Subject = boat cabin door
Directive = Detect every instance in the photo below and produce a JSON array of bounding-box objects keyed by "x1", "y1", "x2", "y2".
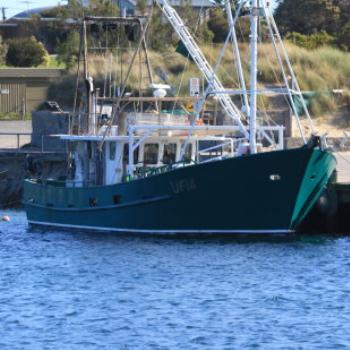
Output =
[{"x1": 104, "y1": 141, "x2": 124, "y2": 185}]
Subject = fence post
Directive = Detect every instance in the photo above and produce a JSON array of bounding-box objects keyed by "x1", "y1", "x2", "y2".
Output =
[{"x1": 17, "y1": 133, "x2": 20, "y2": 150}]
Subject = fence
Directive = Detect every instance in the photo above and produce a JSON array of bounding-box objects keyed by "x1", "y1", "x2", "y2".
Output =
[{"x1": 0, "y1": 132, "x2": 67, "y2": 153}]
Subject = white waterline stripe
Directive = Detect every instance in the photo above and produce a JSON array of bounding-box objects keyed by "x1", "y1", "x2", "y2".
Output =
[{"x1": 28, "y1": 220, "x2": 294, "y2": 234}]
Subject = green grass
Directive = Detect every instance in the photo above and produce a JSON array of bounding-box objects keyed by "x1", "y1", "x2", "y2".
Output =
[
  {"x1": 38, "y1": 55, "x2": 66, "y2": 69},
  {"x1": 0, "y1": 112, "x2": 31, "y2": 120},
  {"x1": 47, "y1": 43, "x2": 350, "y2": 117}
]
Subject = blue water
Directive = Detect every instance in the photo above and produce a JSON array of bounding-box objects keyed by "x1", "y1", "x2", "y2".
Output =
[{"x1": 1, "y1": 211, "x2": 350, "y2": 349}]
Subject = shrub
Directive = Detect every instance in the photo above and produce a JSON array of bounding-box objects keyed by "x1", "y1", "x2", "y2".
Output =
[
  {"x1": 57, "y1": 31, "x2": 80, "y2": 70},
  {"x1": 6, "y1": 36, "x2": 48, "y2": 67},
  {"x1": 285, "y1": 31, "x2": 334, "y2": 50}
]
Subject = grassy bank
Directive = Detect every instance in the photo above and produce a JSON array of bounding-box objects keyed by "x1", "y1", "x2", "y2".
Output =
[{"x1": 49, "y1": 43, "x2": 350, "y2": 119}]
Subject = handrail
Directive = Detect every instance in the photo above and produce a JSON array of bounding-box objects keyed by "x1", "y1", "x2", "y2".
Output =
[{"x1": 0, "y1": 132, "x2": 67, "y2": 153}]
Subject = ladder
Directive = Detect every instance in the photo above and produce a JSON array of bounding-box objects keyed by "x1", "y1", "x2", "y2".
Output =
[{"x1": 156, "y1": 0, "x2": 249, "y2": 138}]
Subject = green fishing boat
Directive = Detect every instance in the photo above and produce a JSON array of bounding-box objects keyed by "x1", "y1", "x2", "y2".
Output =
[
  {"x1": 24, "y1": 137, "x2": 335, "y2": 234},
  {"x1": 23, "y1": 0, "x2": 336, "y2": 236}
]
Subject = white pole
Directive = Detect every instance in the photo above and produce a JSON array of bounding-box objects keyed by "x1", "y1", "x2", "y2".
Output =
[
  {"x1": 225, "y1": 0, "x2": 250, "y2": 116},
  {"x1": 249, "y1": 0, "x2": 258, "y2": 154},
  {"x1": 128, "y1": 127, "x2": 134, "y2": 177}
]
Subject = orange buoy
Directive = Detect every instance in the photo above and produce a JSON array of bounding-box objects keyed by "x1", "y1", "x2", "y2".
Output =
[{"x1": 2, "y1": 216, "x2": 10, "y2": 222}]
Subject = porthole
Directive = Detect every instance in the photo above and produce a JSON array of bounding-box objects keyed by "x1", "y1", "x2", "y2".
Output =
[
  {"x1": 269, "y1": 174, "x2": 281, "y2": 181},
  {"x1": 113, "y1": 195, "x2": 122, "y2": 204},
  {"x1": 89, "y1": 197, "x2": 97, "y2": 207}
]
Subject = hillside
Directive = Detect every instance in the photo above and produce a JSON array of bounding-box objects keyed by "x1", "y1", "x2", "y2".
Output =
[{"x1": 49, "y1": 42, "x2": 350, "y2": 134}]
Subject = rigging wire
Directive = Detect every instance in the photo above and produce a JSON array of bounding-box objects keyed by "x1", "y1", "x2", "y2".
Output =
[
  {"x1": 98, "y1": 8, "x2": 154, "y2": 151},
  {"x1": 225, "y1": 0, "x2": 246, "y2": 110},
  {"x1": 170, "y1": 0, "x2": 207, "y2": 116}
]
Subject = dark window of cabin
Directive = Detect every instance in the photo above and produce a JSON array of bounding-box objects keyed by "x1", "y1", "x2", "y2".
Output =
[
  {"x1": 89, "y1": 197, "x2": 97, "y2": 207},
  {"x1": 113, "y1": 195, "x2": 122, "y2": 204},
  {"x1": 182, "y1": 143, "x2": 192, "y2": 161},
  {"x1": 123, "y1": 144, "x2": 139, "y2": 164},
  {"x1": 109, "y1": 142, "x2": 116, "y2": 160},
  {"x1": 144, "y1": 143, "x2": 159, "y2": 165},
  {"x1": 88, "y1": 142, "x2": 93, "y2": 159},
  {"x1": 163, "y1": 143, "x2": 177, "y2": 164}
]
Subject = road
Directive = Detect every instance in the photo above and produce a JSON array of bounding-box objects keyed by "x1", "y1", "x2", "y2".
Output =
[{"x1": 0, "y1": 120, "x2": 32, "y2": 149}]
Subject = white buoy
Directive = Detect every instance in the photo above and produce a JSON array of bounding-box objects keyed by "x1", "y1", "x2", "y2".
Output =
[{"x1": 2, "y1": 215, "x2": 10, "y2": 222}]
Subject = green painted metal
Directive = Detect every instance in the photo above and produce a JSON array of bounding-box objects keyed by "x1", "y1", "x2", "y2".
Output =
[
  {"x1": 291, "y1": 149, "x2": 337, "y2": 228},
  {"x1": 23, "y1": 145, "x2": 336, "y2": 235}
]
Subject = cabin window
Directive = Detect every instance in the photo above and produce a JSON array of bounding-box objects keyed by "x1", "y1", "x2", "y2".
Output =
[
  {"x1": 181, "y1": 143, "x2": 193, "y2": 161},
  {"x1": 113, "y1": 195, "x2": 122, "y2": 204},
  {"x1": 144, "y1": 143, "x2": 159, "y2": 165},
  {"x1": 109, "y1": 142, "x2": 116, "y2": 160},
  {"x1": 123, "y1": 144, "x2": 139, "y2": 164},
  {"x1": 88, "y1": 142, "x2": 93, "y2": 159},
  {"x1": 163, "y1": 143, "x2": 177, "y2": 164}
]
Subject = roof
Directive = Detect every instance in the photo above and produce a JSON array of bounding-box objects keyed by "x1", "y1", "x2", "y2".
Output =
[
  {"x1": 146, "y1": 0, "x2": 214, "y2": 7},
  {"x1": 12, "y1": 6, "x2": 56, "y2": 19},
  {"x1": 0, "y1": 68, "x2": 64, "y2": 78}
]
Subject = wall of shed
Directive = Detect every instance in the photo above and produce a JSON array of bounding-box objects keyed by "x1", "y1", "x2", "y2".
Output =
[{"x1": 0, "y1": 69, "x2": 64, "y2": 115}]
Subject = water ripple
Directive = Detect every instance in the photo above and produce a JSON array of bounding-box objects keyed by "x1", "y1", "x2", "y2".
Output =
[{"x1": 1, "y1": 210, "x2": 350, "y2": 349}]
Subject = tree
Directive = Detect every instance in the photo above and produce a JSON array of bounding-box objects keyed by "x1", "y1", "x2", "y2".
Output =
[
  {"x1": 338, "y1": 21, "x2": 350, "y2": 51},
  {"x1": 207, "y1": 8, "x2": 229, "y2": 42},
  {"x1": 147, "y1": 6, "x2": 174, "y2": 51},
  {"x1": 85, "y1": 0, "x2": 120, "y2": 16},
  {"x1": 6, "y1": 36, "x2": 48, "y2": 67},
  {"x1": 0, "y1": 36, "x2": 7, "y2": 66},
  {"x1": 57, "y1": 31, "x2": 81, "y2": 69},
  {"x1": 176, "y1": 0, "x2": 214, "y2": 44},
  {"x1": 55, "y1": 0, "x2": 120, "y2": 68},
  {"x1": 275, "y1": 0, "x2": 340, "y2": 36}
]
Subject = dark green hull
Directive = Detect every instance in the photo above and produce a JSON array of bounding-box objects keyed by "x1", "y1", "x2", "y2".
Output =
[{"x1": 23, "y1": 145, "x2": 336, "y2": 235}]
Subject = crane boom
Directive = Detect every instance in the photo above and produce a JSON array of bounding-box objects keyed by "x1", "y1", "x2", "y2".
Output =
[{"x1": 156, "y1": 0, "x2": 249, "y2": 138}]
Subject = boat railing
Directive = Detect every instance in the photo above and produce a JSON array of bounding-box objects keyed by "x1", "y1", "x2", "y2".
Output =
[
  {"x1": 28, "y1": 178, "x2": 96, "y2": 188},
  {"x1": 0, "y1": 132, "x2": 67, "y2": 154},
  {"x1": 134, "y1": 159, "x2": 196, "y2": 179}
]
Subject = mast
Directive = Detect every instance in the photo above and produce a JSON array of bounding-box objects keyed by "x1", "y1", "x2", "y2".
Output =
[
  {"x1": 225, "y1": 0, "x2": 250, "y2": 116},
  {"x1": 249, "y1": 0, "x2": 258, "y2": 154},
  {"x1": 156, "y1": 0, "x2": 249, "y2": 139},
  {"x1": 83, "y1": 20, "x2": 95, "y2": 135}
]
